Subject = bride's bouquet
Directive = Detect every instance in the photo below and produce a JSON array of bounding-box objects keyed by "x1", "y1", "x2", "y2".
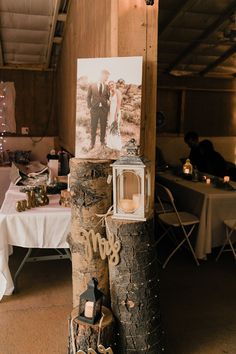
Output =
[{"x1": 110, "y1": 121, "x2": 119, "y2": 136}]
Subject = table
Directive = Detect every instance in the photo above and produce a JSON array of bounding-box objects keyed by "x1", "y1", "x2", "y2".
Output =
[
  {"x1": 0, "y1": 184, "x2": 71, "y2": 300},
  {"x1": 0, "y1": 166, "x2": 11, "y2": 206},
  {"x1": 156, "y1": 172, "x2": 236, "y2": 259}
]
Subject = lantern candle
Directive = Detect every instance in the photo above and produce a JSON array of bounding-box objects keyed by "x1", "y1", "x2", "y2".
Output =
[
  {"x1": 183, "y1": 159, "x2": 193, "y2": 174},
  {"x1": 132, "y1": 194, "x2": 141, "y2": 209},
  {"x1": 206, "y1": 178, "x2": 211, "y2": 185},
  {"x1": 119, "y1": 199, "x2": 135, "y2": 213},
  {"x1": 224, "y1": 176, "x2": 230, "y2": 183},
  {"x1": 84, "y1": 301, "x2": 94, "y2": 318}
]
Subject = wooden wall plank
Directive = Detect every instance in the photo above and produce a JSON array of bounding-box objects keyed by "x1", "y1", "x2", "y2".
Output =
[{"x1": 0, "y1": 69, "x2": 56, "y2": 136}]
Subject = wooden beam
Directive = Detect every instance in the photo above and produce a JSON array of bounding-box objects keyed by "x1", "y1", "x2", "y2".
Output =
[
  {"x1": 53, "y1": 36, "x2": 62, "y2": 44},
  {"x1": 165, "y1": 0, "x2": 236, "y2": 74},
  {"x1": 158, "y1": 85, "x2": 236, "y2": 93},
  {"x1": 144, "y1": 1, "x2": 158, "y2": 210},
  {"x1": 0, "y1": 40, "x2": 4, "y2": 66},
  {"x1": 58, "y1": 13, "x2": 67, "y2": 22},
  {"x1": 179, "y1": 89, "x2": 186, "y2": 134},
  {"x1": 159, "y1": 0, "x2": 197, "y2": 37},
  {"x1": 0, "y1": 64, "x2": 54, "y2": 72},
  {"x1": 45, "y1": 0, "x2": 61, "y2": 69},
  {"x1": 199, "y1": 44, "x2": 236, "y2": 76}
]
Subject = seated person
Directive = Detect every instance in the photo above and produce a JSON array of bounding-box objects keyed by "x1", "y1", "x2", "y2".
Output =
[
  {"x1": 198, "y1": 139, "x2": 227, "y2": 177},
  {"x1": 184, "y1": 131, "x2": 204, "y2": 171}
]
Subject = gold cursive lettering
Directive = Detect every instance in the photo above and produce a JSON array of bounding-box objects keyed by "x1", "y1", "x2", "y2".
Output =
[
  {"x1": 78, "y1": 227, "x2": 121, "y2": 266},
  {"x1": 77, "y1": 345, "x2": 113, "y2": 354}
]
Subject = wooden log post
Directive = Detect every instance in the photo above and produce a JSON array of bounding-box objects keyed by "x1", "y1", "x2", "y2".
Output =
[
  {"x1": 106, "y1": 216, "x2": 164, "y2": 354},
  {"x1": 68, "y1": 158, "x2": 112, "y2": 307}
]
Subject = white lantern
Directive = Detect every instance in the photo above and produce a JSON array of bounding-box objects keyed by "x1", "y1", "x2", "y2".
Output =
[{"x1": 111, "y1": 139, "x2": 151, "y2": 221}]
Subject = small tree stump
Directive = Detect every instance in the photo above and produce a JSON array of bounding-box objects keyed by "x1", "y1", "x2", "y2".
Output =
[
  {"x1": 106, "y1": 216, "x2": 164, "y2": 354},
  {"x1": 69, "y1": 158, "x2": 112, "y2": 307},
  {"x1": 68, "y1": 306, "x2": 114, "y2": 353}
]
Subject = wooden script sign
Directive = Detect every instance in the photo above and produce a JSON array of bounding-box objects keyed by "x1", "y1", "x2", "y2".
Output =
[
  {"x1": 78, "y1": 227, "x2": 121, "y2": 266},
  {"x1": 78, "y1": 345, "x2": 114, "y2": 354}
]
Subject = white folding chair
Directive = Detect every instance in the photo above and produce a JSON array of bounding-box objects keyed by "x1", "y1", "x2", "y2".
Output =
[
  {"x1": 156, "y1": 183, "x2": 200, "y2": 269},
  {"x1": 216, "y1": 219, "x2": 236, "y2": 261},
  {"x1": 155, "y1": 182, "x2": 174, "y2": 215}
]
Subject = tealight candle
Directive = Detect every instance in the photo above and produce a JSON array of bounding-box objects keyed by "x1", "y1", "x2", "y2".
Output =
[
  {"x1": 206, "y1": 178, "x2": 211, "y2": 185},
  {"x1": 224, "y1": 176, "x2": 230, "y2": 183},
  {"x1": 84, "y1": 301, "x2": 94, "y2": 318},
  {"x1": 119, "y1": 199, "x2": 135, "y2": 212},
  {"x1": 132, "y1": 194, "x2": 141, "y2": 209}
]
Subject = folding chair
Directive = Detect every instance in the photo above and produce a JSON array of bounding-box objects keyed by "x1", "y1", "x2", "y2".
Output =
[
  {"x1": 156, "y1": 183, "x2": 200, "y2": 269},
  {"x1": 216, "y1": 219, "x2": 236, "y2": 261},
  {"x1": 155, "y1": 182, "x2": 174, "y2": 215}
]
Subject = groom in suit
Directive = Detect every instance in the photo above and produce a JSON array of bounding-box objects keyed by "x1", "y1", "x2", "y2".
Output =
[{"x1": 87, "y1": 69, "x2": 110, "y2": 149}]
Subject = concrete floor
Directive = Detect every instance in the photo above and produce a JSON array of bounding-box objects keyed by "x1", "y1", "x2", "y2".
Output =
[
  {"x1": 1, "y1": 247, "x2": 236, "y2": 354},
  {"x1": 161, "y1": 250, "x2": 236, "y2": 354},
  {"x1": 0, "y1": 247, "x2": 72, "y2": 354}
]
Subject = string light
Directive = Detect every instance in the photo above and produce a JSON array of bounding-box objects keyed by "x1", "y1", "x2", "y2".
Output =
[
  {"x1": 0, "y1": 82, "x2": 7, "y2": 160},
  {"x1": 0, "y1": 82, "x2": 8, "y2": 163}
]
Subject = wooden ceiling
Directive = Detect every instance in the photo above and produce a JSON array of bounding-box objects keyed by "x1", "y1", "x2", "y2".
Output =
[
  {"x1": 0, "y1": 0, "x2": 70, "y2": 71},
  {"x1": 158, "y1": 0, "x2": 236, "y2": 78}
]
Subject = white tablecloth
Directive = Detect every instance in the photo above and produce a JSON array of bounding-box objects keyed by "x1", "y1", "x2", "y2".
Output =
[
  {"x1": 0, "y1": 184, "x2": 71, "y2": 299},
  {"x1": 157, "y1": 172, "x2": 236, "y2": 259},
  {"x1": 0, "y1": 166, "x2": 11, "y2": 207}
]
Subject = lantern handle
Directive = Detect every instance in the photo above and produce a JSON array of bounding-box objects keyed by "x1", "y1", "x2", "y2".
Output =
[{"x1": 125, "y1": 138, "x2": 140, "y2": 156}]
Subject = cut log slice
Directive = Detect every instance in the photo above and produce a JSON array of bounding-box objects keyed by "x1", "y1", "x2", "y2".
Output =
[{"x1": 69, "y1": 306, "x2": 114, "y2": 353}]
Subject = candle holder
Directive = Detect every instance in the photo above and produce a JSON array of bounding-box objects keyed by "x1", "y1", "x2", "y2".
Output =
[
  {"x1": 78, "y1": 278, "x2": 104, "y2": 325},
  {"x1": 111, "y1": 139, "x2": 151, "y2": 221}
]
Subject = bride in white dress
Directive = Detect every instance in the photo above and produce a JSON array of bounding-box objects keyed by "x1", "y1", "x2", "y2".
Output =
[{"x1": 106, "y1": 81, "x2": 122, "y2": 151}]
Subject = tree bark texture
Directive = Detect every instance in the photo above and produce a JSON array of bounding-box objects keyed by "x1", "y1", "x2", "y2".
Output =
[
  {"x1": 68, "y1": 306, "x2": 114, "y2": 353},
  {"x1": 106, "y1": 216, "x2": 164, "y2": 354},
  {"x1": 69, "y1": 158, "x2": 112, "y2": 307}
]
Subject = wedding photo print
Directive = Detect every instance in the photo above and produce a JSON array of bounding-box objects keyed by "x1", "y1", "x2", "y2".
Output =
[{"x1": 75, "y1": 56, "x2": 143, "y2": 159}]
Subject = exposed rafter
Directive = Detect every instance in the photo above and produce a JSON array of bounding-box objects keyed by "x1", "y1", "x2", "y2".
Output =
[
  {"x1": 159, "y1": 0, "x2": 197, "y2": 37},
  {"x1": 165, "y1": 0, "x2": 236, "y2": 74},
  {"x1": 45, "y1": 0, "x2": 61, "y2": 69},
  {"x1": 199, "y1": 43, "x2": 236, "y2": 76}
]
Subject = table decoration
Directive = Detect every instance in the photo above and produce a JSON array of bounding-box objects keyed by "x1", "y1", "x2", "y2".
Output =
[
  {"x1": 212, "y1": 178, "x2": 235, "y2": 191},
  {"x1": 183, "y1": 158, "x2": 193, "y2": 175},
  {"x1": 224, "y1": 176, "x2": 230, "y2": 183},
  {"x1": 60, "y1": 190, "x2": 71, "y2": 207},
  {"x1": 16, "y1": 186, "x2": 49, "y2": 212}
]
